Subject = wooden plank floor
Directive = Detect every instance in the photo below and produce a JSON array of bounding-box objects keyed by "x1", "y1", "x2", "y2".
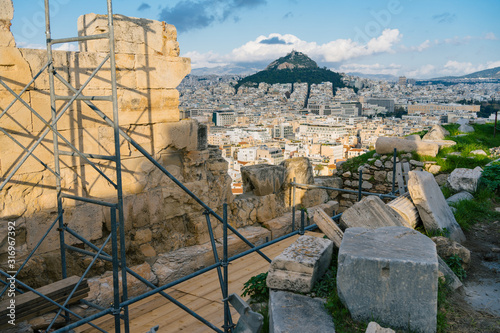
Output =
[{"x1": 74, "y1": 231, "x2": 323, "y2": 333}]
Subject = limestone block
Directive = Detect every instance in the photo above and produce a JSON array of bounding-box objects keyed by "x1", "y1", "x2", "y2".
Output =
[
  {"x1": 267, "y1": 235, "x2": 333, "y2": 293},
  {"x1": 0, "y1": 46, "x2": 32, "y2": 92},
  {"x1": 135, "y1": 55, "x2": 191, "y2": 89},
  {"x1": 281, "y1": 157, "x2": 314, "y2": 206},
  {"x1": 314, "y1": 200, "x2": 340, "y2": 217},
  {"x1": 366, "y1": 322, "x2": 395, "y2": 333},
  {"x1": 269, "y1": 290, "x2": 335, "y2": 333},
  {"x1": 446, "y1": 191, "x2": 473, "y2": 205},
  {"x1": 408, "y1": 170, "x2": 466, "y2": 243},
  {"x1": 405, "y1": 134, "x2": 421, "y2": 141},
  {"x1": 422, "y1": 140, "x2": 456, "y2": 148},
  {"x1": 337, "y1": 227, "x2": 438, "y2": 333},
  {"x1": 255, "y1": 194, "x2": 279, "y2": 223},
  {"x1": 374, "y1": 170, "x2": 387, "y2": 182},
  {"x1": 69, "y1": 52, "x2": 136, "y2": 90},
  {"x1": 64, "y1": 203, "x2": 104, "y2": 244},
  {"x1": 301, "y1": 187, "x2": 329, "y2": 208},
  {"x1": 134, "y1": 228, "x2": 153, "y2": 244},
  {"x1": 153, "y1": 119, "x2": 202, "y2": 152},
  {"x1": 241, "y1": 164, "x2": 285, "y2": 196},
  {"x1": 0, "y1": 0, "x2": 13, "y2": 21},
  {"x1": 152, "y1": 244, "x2": 212, "y2": 285},
  {"x1": 24, "y1": 203, "x2": 102, "y2": 254},
  {"x1": 339, "y1": 195, "x2": 406, "y2": 230},
  {"x1": 469, "y1": 149, "x2": 487, "y2": 156},
  {"x1": 458, "y1": 123, "x2": 474, "y2": 133},
  {"x1": 0, "y1": 0, "x2": 15, "y2": 47},
  {"x1": 431, "y1": 236, "x2": 470, "y2": 269},
  {"x1": 140, "y1": 244, "x2": 156, "y2": 257},
  {"x1": 447, "y1": 167, "x2": 482, "y2": 193},
  {"x1": 153, "y1": 226, "x2": 271, "y2": 285},
  {"x1": 311, "y1": 208, "x2": 343, "y2": 248},
  {"x1": 118, "y1": 88, "x2": 180, "y2": 125},
  {"x1": 0, "y1": 89, "x2": 34, "y2": 134},
  {"x1": 19, "y1": 49, "x2": 70, "y2": 91},
  {"x1": 86, "y1": 263, "x2": 157, "y2": 307},
  {"x1": 375, "y1": 137, "x2": 439, "y2": 157},
  {"x1": 314, "y1": 176, "x2": 343, "y2": 199},
  {"x1": 0, "y1": 125, "x2": 54, "y2": 179},
  {"x1": 387, "y1": 193, "x2": 420, "y2": 229},
  {"x1": 426, "y1": 164, "x2": 441, "y2": 174},
  {"x1": 422, "y1": 124, "x2": 449, "y2": 141},
  {"x1": 78, "y1": 14, "x2": 179, "y2": 56}
]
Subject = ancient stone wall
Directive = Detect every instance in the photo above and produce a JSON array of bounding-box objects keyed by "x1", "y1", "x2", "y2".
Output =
[
  {"x1": 0, "y1": 1, "x2": 340, "y2": 300},
  {"x1": 336, "y1": 153, "x2": 441, "y2": 211},
  {"x1": 0, "y1": 2, "x2": 241, "y2": 287}
]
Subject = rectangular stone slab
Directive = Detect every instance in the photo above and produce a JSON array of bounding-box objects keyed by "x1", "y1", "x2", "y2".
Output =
[
  {"x1": 267, "y1": 235, "x2": 333, "y2": 293},
  {"x1": 337, "y1": 226, "x2": 438, "y2": 333},
  {"x1": 408, "y1": 170, "x2": 466, "y2": 243},
  {"x1": 269, "y1": 290, "x2": 335, "y2": 333},
  {"x1": 340, "y1": 195, "x2": 406, "y2": 230},
  {"x1": 311, "y1": 208, "x2": 343, "y2": 248}
]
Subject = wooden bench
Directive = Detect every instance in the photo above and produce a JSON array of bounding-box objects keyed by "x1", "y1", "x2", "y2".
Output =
[{"x1": 0, "y1": 275, "x2": 89, "y2": 329}]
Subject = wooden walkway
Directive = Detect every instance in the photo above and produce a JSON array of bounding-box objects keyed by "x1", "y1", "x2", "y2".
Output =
[{"x1": 75, "y1": 231, "x2": 323, "y2": 333}]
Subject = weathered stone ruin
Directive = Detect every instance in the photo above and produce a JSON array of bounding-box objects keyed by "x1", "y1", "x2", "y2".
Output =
[{"x1": 0, "y1": 1, "x2": 343, "y2": 319}]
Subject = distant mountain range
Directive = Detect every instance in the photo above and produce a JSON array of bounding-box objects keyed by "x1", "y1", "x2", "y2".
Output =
[
  {"x1": 431, "y1": 66, "x2": 500, "y2": 81},
  {"x1": 235, "y1": 51, "x2": 345, "y2": 90}
]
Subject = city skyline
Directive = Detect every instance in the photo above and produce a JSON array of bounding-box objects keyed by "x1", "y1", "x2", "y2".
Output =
[{"x1": 10, "y1": 0, "x2": 500, "y2": 79}]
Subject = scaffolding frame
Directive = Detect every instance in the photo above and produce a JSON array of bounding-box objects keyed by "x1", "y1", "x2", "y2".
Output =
[
  {"x1": 0, "y1": 1, "x2": 273, "y2": 332},
  {"x1": 0, "y1": 2, "x2": 403, "y2": 332}
]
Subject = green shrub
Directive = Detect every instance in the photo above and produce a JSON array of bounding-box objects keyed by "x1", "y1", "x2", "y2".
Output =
[
  {"x1": 480, "y1": 162, "x2": 500, "y2": 192},
  {"x1": 242, "y1": 272, "x2": 269, "y2": 304},
  {"x1": 444, "y1": 255, "x2": 467, "y2": 281}
]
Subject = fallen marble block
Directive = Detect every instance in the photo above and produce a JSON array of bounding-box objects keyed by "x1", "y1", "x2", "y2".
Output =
[
  {"x1": 266, "y1": 235, "x2": 333, "y2": 293},
  {"x1": 408, "y1": 170, "x2": 466, "y2": 243},
  {"x1": 340, "y1": 195, "x2": 406, "y2": 230},
  {"x1": 337, "y1": 227, "x2": 438, "y2": 333}
]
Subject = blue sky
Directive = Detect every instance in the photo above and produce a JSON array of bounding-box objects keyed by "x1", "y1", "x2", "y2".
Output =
[{"x1": 10, "y1": 0, "x2": 500, "y2": 78}]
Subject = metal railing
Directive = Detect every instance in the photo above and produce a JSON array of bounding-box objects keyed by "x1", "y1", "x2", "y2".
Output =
[{"x1": 0, "y1": 2, "x2": 404, "y2": 332}]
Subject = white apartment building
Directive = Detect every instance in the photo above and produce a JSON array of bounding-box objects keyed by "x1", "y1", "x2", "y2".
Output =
[
  {"x1": 298, "y1": 124, "x2": 347, "y2": 141},
  {"x1": 237, "y1": 147, "x2": 258, "y2": 162}
]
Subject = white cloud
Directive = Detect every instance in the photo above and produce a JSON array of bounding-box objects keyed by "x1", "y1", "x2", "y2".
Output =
[
  {"x1": 54, "y1": 43, "x2": 79, "y2": 51},
  {"x1": 404, "y1": 60, "x2": 500, "y2": 78},
  {"x1": 441, "y1": 60, "x2": 500, "y2": 76},
  {"x1": 184, "y1": 29, "x2": 403, "y2": 68},
  {"x1": 406, "y1": 64, "x2": 436, "y2": 78},
  {"x1": 484, "y1": 32, "x2": 497, "y2": 40},
  {"x1": 336, "y1": 63, "x2": 402, "y2": 75},
  {"x1": 401, "y1": 39, "x2": 431, "y2": 52}
]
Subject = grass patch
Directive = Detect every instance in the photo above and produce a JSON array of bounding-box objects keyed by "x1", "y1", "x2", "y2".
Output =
[
  {"x1": 437, "y1": 278, "x2": 451, "y2": 333},
  {"x1": 441, "y1": 186, "x2": 453, "y2": 199},
  {"x1": 450, "y1": 186, "x2": 500, "y2": 231},
  {"x1": 340, "y1": 150, "x2": 376, "y2": 173}
]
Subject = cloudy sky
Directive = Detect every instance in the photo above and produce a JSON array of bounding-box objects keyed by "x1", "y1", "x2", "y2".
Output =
[{"x1": 11, "y1": 0, "x2": 500, "y2": 78}]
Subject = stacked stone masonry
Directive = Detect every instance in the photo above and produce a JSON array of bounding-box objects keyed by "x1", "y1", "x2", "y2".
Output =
[
  {"x1": 336, "y1": 153, "x2": 440, "y2": 212},
  {"x1": 0, "y1": 2, "x2": 343, "y2": 296}
]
